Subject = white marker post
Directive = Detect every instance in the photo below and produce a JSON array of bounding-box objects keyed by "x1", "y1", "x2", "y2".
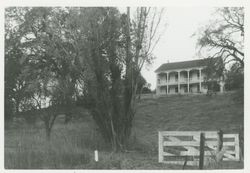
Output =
[{"x1": 94, "y1": 150, "x2": 99, "y2": 162}]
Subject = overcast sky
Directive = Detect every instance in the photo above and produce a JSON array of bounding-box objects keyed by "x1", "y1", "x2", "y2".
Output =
[{"x1": 141, "y1": 7, "x2": 216, "y2": 89}]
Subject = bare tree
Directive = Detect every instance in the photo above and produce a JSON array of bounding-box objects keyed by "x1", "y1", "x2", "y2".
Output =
[
  {"x1": 122, "y1": 7, "x2": 166, "y2": 147},
  {"x1": 196, "y1": 7, "x2": 244, "y2": 69}
]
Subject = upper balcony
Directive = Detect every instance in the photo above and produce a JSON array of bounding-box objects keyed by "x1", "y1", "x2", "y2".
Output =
[
  {"x1": 157, "y1": 77, "x2": 205, "y2": 86},
  {"x1": 189, "y1": 77, "x2": 204, "y2": 83}
]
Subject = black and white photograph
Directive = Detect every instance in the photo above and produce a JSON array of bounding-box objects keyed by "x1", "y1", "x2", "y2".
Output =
[{"x1": 2, "y1": 2, "x2": 246, "y2": 171}]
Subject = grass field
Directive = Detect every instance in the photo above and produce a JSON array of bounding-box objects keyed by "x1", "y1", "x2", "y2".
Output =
[{"x1": 4, "y1": 92, "x2": 244, "y2": 169}]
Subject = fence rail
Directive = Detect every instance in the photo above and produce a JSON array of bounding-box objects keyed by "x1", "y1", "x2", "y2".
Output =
[{"x1": 158, "y1": 131, "x2": 240, "y2": 166}]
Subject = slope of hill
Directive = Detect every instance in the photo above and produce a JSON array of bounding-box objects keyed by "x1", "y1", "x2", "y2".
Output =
[
  {"x1": 5, "y1": 92, "x2": 243, "y2": 169},
  {"x1": 134, "y1": 92, "x2": 243, "y2": 150}
]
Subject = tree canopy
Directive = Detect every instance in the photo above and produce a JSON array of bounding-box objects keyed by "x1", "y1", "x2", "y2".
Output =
[
  {"x1": 195, "y1": 7, "x2": 244, "y2": 93},
  {"x1": 5, "y1": 7, "x2": 166, "y2": 149},
  {"x1": 196, "y1": 7, "x2": 244, "y2": 69}
]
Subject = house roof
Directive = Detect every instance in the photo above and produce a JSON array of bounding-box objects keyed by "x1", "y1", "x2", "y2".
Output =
[{"x1": 155, "y1": 59, "x2": 210, "y2": 73}]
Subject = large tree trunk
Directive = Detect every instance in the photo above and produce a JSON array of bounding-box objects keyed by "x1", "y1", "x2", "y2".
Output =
[
  {"x1": 83, "y1": 7, "x2": 164, "y2": 152},
  {"x1": 15, "y1": 99, "x2": 20, "y2": 117},
  {"x1": 42, "y1": 109, "x2": 57, "y2": 141},
  {"x1": 45, "y1": 125, "x2": 51, "y2": 140}
]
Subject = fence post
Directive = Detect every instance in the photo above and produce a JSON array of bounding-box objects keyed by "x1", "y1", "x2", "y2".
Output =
[
  {"x1": 235, "y1": 134, "x2": 240, "y2": 161},
  {"x1": 217, "y1": 129, "x2": 223, "y2": 152},
  {"x1": 199, "y1": 132, "x2": 205, "y2": 169},
  {"x1": 239, "y1": 125, "x2": 244, "y2": 161},
  {"x1": 158, "y1": 131, "x2": 164, "y2": 162}
]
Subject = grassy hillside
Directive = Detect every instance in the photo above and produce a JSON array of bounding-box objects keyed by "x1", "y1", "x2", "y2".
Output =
[
  {"x1": 134, "y1": 92, "x2": 243, "y2": 150},
  {"x1": 4, "y1": 92, "x2": 243, "y2": 169}
]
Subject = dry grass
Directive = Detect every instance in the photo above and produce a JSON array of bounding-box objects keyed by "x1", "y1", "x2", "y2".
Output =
[
  {"x1": 5, "y1": 92, "x2": 243, "y2": 169},
  {"x1": 5, "y1": 120, "x2": 93, "y2": 169},
  {"x1": 134, "y1": 92, "x2": 243, "y2": 149}
]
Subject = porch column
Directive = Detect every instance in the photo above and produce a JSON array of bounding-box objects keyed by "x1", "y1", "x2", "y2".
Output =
[
  {"x1": 187, "y1": 70, "x2": 190, "y2": 93},
  {"x1": 178, "y1": 71, "x2": 180, "y2": 93},
  {"x1": 166, "y1": 72, "x2": 169, "y2": 94},
  {"x1": 156, "y1": 74, "x2": 159, "y2": 95},
  {"x1": 219, "y1": 76, "x2": 225, "y2": 93},
  {"x1": 199, "y1": 69, "x2": 202, "y2": 92}
]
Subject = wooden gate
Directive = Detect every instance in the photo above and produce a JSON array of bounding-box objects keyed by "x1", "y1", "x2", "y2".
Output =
[{"x1": 158, "y1": 131, "x2": 240, "y2": 166}]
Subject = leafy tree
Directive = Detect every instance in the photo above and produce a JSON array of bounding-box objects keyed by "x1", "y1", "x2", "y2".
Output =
[
  {"x1": 203, "y1": 57, "x2": 224, "y2": 92},
  {"x1": 136, "y1": 74, "x2": 147, "y2": 94},
  {"x1": 5, "y1": 7, "x2": 166, "y2": 147},
  {"x1": 5, "y1": 7, "x2": 82, "y2": 138},
  {"x1": 5, "y1": 7, "x2": 31, "y2": 121},
  {"x1": 76, "y1": 7, "x2": 166, "y2": 151},
  {"x1": 20, "y1": 7, "x2": 82, "y2": 139},
  {"x1": 141, "y1": 84, "x2": 152, "y2": 94},
  {"x1": 225, "y1": 62, "x2": 244, "y2": 90}
]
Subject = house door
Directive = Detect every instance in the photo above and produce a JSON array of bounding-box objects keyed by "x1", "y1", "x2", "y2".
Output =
[{"x1": 184, "y1": 86, "x2": 188, "y2": 93}]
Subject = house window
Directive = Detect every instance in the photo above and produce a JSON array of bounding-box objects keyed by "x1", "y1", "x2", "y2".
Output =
[
  {"x1": 175, "y1": 87, "x2": 178, "y2": 93},
  {"x1": 175, "y1": 74, "x2": 178, "y2": 82}
]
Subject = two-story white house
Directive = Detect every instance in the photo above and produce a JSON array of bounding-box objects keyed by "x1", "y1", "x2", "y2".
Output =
[{"x1": 155, "y1": 59, "x2": 224, "y2": 95}]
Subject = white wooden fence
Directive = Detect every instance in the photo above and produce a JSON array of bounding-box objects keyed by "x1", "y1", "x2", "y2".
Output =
[{"x1": 158, "y1": 131, "x2": 240, "y2": 166}]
